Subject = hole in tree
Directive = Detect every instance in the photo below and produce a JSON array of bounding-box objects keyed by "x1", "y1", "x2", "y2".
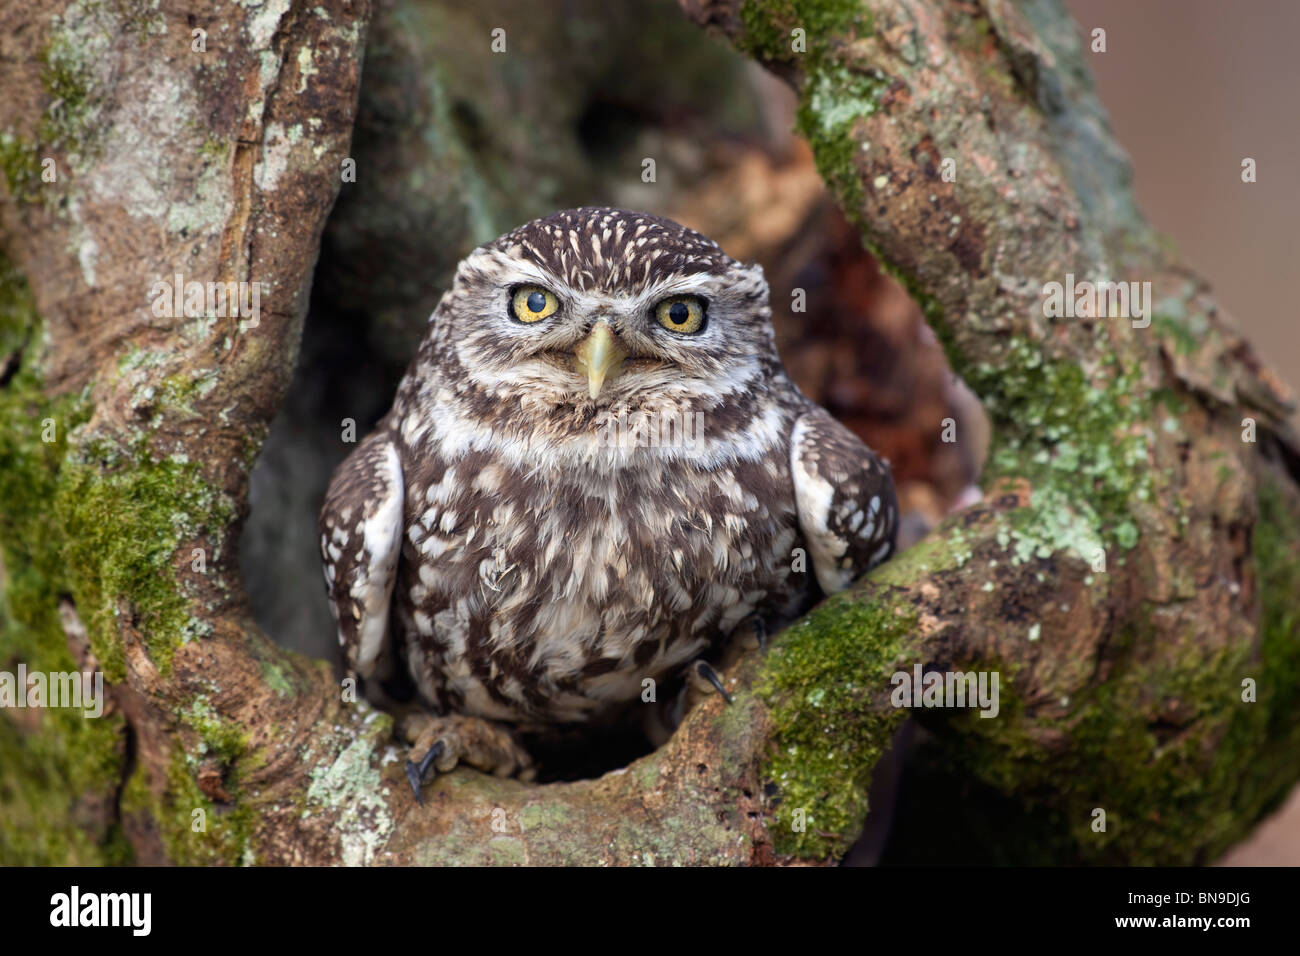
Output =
[{"x1": 238, "y1": 5, "x2": 986, "y2": 790}]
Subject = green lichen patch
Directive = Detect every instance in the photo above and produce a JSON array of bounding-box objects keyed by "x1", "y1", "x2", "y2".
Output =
[
  {"x1": 997, "y1": 485, "x2": 1108, "y2": 567},
  {"x1": 964, "y1": 334, "x2": 1154, "y2": 550},
  {"x1": 795, "y1": 63, "x2": 887, "y2": 231},
  {"x1": 736, "y1": 0, "x2": 883, "y2": 233},
  {"x1": 756, "y1": 592, "x2": 914, "y2": 859},
  {"x1": 306, "y1": 712, "x2": 395, "y2": 867}
]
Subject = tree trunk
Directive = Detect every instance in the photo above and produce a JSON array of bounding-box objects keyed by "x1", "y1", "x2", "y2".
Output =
[{"x1": 2, "y1": 0, "x2": 1297, "y2": 866}]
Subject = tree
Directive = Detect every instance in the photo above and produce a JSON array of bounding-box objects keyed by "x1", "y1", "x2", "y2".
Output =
[{"x1": 1, "y1": 0, "x2": 1296, "y2": 865}]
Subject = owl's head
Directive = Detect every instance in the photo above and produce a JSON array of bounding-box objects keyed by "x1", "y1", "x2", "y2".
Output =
[{"x1": 431, "y1": 208, "x2": 778, "y2": 412}]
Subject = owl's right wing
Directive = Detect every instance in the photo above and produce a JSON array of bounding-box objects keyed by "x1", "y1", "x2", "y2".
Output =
[
  {"x1": 790, "y1": 405, "x2": 898, "y2": 595},
  {"x1": 319, "y1": 432, "x2": 405, "y2": 681}
]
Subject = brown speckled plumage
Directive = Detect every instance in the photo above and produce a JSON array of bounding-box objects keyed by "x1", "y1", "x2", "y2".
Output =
[{"x1": 320, "y1": 207, "x2": 897, "y2": 728}]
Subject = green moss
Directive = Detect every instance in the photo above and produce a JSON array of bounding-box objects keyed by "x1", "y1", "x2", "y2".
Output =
[
  {"x1": 117, "y1": 746, "x2": 256, "y2": 867},
  {"x1": 1016, "y1": 638, "x2": 1246, "y2": 862},
  {"x1": 1, "y1": 0, "x2": 125, "y2": 207},
  {"x1": 756, "y1": 592, "x2": 914, "y2": 859},
  {"x1": 183, "y1": 696, "x2": 249, "y2": 765},
  {"x1": 0, "y1": 132, "x2": 43, "y2": 204},
  {"x1": 0, "y1": 708, "x2": 129, "y2": 864},
  {"x1": 794, "y1": 64, "x2": 886, "y2": 230},
  {"x1": 891, "y1": 502, "x2": 1300, "y2": 866},
  {"x1": 737, "y1": 0, "x2": 882, "y2": 234},
  {"x1": 1152, "y1": 313, "x2": 1197, "y2": 358},
  {"x1": 261, "y1": 659, "x2": 296, "y2": 698},
  {"x1": 1, "y1": 254, "x2": 241, "y2": 864},
  {"x1": 0, "y1": 256, "x2": 131, "y2": 864},
  {"x1": 1227, "y1": 479, "x2": 1300, "y2": 827},
  {"x1": 55, "y1": 439, "x2": 231, "y2": 679},
  {"x1": 737, "y1": 0, "x2": 868, "y2": 63},
  {"x1": 25, "y1": 321, "x2": 235, "y2": 687},
  {"x1": 728, "y1": 0, "x2": 1294, "y2": 867},
  {"x1": 37, "y1": 0, "x2": 117, "y2": 169},
  {"x1": 40, "y1": 40, "x2": 95, "y2": 153},
  {"x1": 740, "y1": 1, "x2": 1152, "y2": 558},
  {"x1": 118, "y1": 685, "x2": 260, "y2": 867},
  {"x1": 1152, "y1": 386, "x2": 1189, "y2": 418},
  {"x1": 198, "y1": 137, "x2": 228, "y2": 159}
]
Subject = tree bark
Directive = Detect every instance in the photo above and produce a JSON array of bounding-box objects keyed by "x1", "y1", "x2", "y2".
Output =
[{"x1": 1, "y1": 0, "x2": 1297, "y2": 866}]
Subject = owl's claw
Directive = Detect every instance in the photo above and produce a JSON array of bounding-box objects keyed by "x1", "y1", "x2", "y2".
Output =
[
  {"x1": 401, "y1": 713, "x2": 536, "y2": 802},
  {"x1": 732, "y1": 616, "x2": 768, "y2": 653},
  {"x1": 694, "y1": 660, "x2": 733, "y2": 704},
  {"x1": 404, "y1": 739, "x2": 446, "y2": 805}
]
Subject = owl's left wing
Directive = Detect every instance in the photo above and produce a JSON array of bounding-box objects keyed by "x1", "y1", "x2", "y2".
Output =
[
  {"x1": 319, "y1": 432, "x2": 405, "y2": 681},
  {"x1": 789, "y1": 405, "x2": 898, "y2": 594}
]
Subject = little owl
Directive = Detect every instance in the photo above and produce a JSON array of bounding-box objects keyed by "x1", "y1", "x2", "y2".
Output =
[{"x1": 319, "y1": 207, "x2": 897, "y2": 797}]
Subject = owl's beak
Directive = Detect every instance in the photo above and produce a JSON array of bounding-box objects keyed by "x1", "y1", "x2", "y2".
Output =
[{"x1": 574, "y1": 321, "x2": 627, "y2": 400}]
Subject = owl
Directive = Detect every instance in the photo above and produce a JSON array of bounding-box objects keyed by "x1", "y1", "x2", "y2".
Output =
[{"x1": 320, "y1": 207, "x2": 897, "y2": 796}]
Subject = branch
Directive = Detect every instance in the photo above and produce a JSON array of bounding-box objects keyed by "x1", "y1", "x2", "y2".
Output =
[{"x1": 677, "y1": 0, "x2": 1300, "y2": 862}]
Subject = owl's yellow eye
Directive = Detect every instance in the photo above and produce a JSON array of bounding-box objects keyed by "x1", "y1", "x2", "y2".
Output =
[
  {"x1": 510, "y1": 286, "x2": 560, "y2": 323},
  {"x1": 654, "y1": 296, "x2": 706, "y2": 335}
]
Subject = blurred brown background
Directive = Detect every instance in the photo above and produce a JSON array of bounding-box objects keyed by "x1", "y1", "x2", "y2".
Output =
[
  {"x1": 1068, "y1": 0, "x2": 1300, "y2": 411},
  {"x1": 1065, "y1": 0, "x2": 1300, "y2": 866}
]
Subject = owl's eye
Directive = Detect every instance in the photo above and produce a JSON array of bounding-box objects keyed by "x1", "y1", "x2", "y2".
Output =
[
  {"x1": 654, "y1": 295, "x2": 706, "y2": 335},
  {"x1": 509, "y1": 285, "x2": 560, "y2": 323}
]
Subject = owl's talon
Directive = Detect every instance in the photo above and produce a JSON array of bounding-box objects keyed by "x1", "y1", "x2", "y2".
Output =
[
  {"x1": 694, "y1": 660, "x2": 733, "y2": 704},
  {"x1": 405, "y1": 738, "x2": 446, "y2": 804},
  {"x1": 401, "y1": 712, "x2": 535, "y2": 790}
]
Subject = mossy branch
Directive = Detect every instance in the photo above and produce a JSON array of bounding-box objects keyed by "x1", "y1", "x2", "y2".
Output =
[{"x1": 674, "y1": 0, "x2": 1300, "y2": 863}]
